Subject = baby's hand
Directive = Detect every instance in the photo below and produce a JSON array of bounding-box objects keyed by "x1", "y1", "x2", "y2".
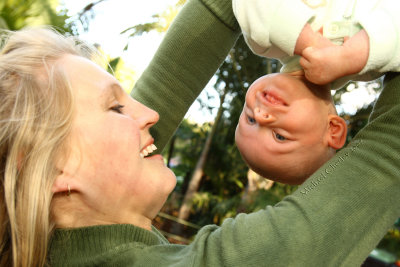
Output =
[
  {"x1": 299, "y1": 30, "x2": 369, "y2": 85},
  {"x1": 300, "y1": 44, "x2": 348, "y2": 85}
]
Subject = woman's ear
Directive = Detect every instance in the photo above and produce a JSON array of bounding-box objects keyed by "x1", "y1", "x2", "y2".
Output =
[
  {"x1": 52, "y1": 148, "x2": 81, "y2": 194},
  {"x1": 327, "y1": 115, "x2": 347, "y2": 149},
  {"x1": 52, "y1": 170, "x2": 82, "y2": 195}
]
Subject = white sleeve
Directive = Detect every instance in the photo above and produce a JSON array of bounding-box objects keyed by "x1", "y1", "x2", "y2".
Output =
[
  {"x1": 359, "y1": 0, "x2": 400, "y2": 74},
  {"x1": 232, "y1": 0, "x2": 315, "y2": 58}
]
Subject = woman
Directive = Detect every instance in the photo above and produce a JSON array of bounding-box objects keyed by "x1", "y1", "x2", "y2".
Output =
[
  {"x1": 0, "y1": 0, "x2": 399, "y2": 266},
  {"x1": 0, "y1": 26, "x2": 177, "y2": 266}
]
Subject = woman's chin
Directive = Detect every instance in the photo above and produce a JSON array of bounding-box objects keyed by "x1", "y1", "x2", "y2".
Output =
[{"x1": 164, "y1": 169, "x2": 177, "y2": 193}]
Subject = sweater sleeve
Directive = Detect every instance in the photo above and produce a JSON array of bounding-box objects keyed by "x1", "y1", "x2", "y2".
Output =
[
  {"x1": 131, "y1": 0, "x2": 240, "y2": 152},
  {"x1": 233, "y1": 0, "x2": 315, "y2": 58},
  {"x1": 186, "y1": 73, "x2": 400, "y2": 266},
  {"x1": 359, "y1": 0, "x2": 400, "y2": 74}
]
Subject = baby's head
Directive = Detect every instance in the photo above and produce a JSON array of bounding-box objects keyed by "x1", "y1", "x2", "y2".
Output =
[{"x1": 235, "y1": 73, "x2": 347, "y2": 185}]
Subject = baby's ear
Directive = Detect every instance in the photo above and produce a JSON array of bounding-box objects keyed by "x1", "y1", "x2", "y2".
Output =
[{"x1": 327, "y1": 115, "x2": 347, "y2": 149}]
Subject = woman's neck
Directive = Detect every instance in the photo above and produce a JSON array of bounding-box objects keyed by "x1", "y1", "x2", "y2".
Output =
[{"x1": 51, "y1": 194, "x2": 153, "y2": 230}]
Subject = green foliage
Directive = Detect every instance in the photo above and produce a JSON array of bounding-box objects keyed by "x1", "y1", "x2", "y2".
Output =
[
  {"x1": 70, "y1": 0, "x2": 107, "y2": 33},
  {"x1": 192, "y1": 192, "x2": 242, "y2": 225},
  {"x1": 107, "y1": 57, "x2": 121, "y2": 74},
  {"x1": 0, "y1": 0, "x2": 73, "y2": 33},
  {"x1": 121, "y1": 1, "x2": 185, "y2": 51},
  {"x1": 337, "y1": 80, "x2": 382, "y2": 144},
  {"x1": 239, "y1": 186, "x2": 293, "y2": 213},
  {"x1": 121, "y1": 22, "x2": 160, "y2": 37},
  {"x1": 163, "y1": 119, "x2": 207, "y2": 193},
  {"x1": 376, "y1": 227, "x2": 400, "y2": 258}
]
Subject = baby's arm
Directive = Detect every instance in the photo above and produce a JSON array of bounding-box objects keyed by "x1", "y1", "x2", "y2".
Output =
[
  {"x1": 233, "y1": 0, "x2": 315, "y2": 59},
  {"x1": 295, "y1": 24, "x2": 369, "y2": 85}
]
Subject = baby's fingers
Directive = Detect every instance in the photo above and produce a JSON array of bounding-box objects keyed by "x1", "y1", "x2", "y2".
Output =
[
  {"x1": 301, "y1": 47, "x2": 315, "y2": 61},
  {"x1": 299, "y1": 47, "x2": 314, "y2": 68},
  {"x1": 299, "y1": 47, "x2": 330, "y2": 84},
  {"x1": 299, "y1": 57, "x2": 310, "y2": 71}
]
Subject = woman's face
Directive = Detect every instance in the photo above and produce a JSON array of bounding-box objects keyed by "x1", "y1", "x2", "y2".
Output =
[{"x1": 56, "y1": 55, "x2": 176, "y2": 228}]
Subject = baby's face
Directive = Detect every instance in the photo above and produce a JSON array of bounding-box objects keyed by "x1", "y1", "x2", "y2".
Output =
[{"x1": 235, "y1": 73, "x2": 335, "y2": 184}]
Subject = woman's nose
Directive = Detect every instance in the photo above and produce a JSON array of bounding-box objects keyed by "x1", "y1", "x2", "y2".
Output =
[
  {"x1": 135, "y1": 101, "x2": 160, "y2": 129},
  {"x1": 254, "y1": 106, "x2": 276, "y2": 125}
]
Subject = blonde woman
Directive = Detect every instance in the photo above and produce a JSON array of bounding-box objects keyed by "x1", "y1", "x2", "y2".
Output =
[
  {"x1": 1, "y1": 0, "x2": 400, "y2": 266},
  {"x1": 0, "y1": 27, "x2": 86, "y2": 266}
]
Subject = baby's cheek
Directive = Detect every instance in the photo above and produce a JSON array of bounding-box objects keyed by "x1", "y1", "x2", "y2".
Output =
[{"x1": 235, "y1": 127, "x2": 246, "y2": 154}]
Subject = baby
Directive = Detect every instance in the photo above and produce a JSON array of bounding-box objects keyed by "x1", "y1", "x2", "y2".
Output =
[
  {"x1": 235, "y1": 73, "x2": 346, "y2": 185},
  {"x1": 233, "y1": 0, "x2": 400, "y2": 184},
  {"x1": 234, "y1": 23, "x2": 368, "y2": 185}
]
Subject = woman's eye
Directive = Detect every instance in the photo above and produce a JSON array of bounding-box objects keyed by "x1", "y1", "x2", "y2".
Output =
[
  {"x1": 110, "y1": 104, "x2": 125, "y2": 114},
  {"x1": 247, "y1": 115, "x2": 256, "y2": 125},
  {"x1": 275, "y1": 132, "x2": 287, "y2": 141}
]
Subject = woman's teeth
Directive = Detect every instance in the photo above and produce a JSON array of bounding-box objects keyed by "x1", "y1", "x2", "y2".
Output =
[{"x1": 140, "y1": 144, "x2": 157, "y2": 158}]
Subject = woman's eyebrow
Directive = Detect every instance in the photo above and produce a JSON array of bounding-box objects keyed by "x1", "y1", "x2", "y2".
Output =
[{"x1": 100, "y1": 82, "x2": 124, "y2": 107}]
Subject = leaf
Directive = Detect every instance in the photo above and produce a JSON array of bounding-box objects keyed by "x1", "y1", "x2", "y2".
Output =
[
  {"x1": 0, "y1": 16, "x2": 9, "y2": 29},
  {"x1": 121, "y1": 22, "x2": 159, "y2": 37}
]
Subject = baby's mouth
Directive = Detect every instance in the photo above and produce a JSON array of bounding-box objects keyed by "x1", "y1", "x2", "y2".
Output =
[
  {"x1": 262, "y1": 90, "x2": 287, "y2": 106},
  {"x1": 140, "y1": 144, "x2": 157, "y2": 158}
]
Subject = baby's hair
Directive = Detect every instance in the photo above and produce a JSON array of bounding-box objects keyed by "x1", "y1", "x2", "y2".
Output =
[
  {"x1": 303, "y1": 77, "x2": 338, "y2": 115},
  {"x1": 0, "y1": 27, "x2": 100, "y2": 267}
]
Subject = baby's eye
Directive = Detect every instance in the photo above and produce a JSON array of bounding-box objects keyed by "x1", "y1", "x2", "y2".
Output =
[
  {"x1": 275, "y1": 132, "x2": 287, "y2": 141},
  {"x1": 247, "y1": 115, "x2": 256, "y2": 125},
  {"x1": 110, "y1": 104, "x2": 125, "y2": 114}
]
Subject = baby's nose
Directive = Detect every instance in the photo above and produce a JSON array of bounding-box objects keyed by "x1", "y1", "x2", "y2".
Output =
[{"x1": 254, "y1": 106, "x2": 276, "y2": 125}]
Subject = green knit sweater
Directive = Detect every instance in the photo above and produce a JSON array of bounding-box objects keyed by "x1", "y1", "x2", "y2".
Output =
[{"x1": 47, "y1": 0, "x2": 400, "y2": 266}]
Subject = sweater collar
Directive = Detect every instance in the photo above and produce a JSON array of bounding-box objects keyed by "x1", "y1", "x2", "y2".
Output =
[{"x1": 48, "y1": 224, "x2": 167, "y2": 264}]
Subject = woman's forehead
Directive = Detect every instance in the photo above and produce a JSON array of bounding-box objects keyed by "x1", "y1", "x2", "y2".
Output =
[
  {"x1": 59, "y1": 54, "x2": 119, "y2": 94},
  {"x1": 59, "y1": 54, "x2": 112, "y2": 81}
]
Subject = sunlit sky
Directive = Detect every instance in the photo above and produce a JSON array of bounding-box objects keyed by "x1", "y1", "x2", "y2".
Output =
[
  {"x1": 62, "y1": 0, "x2": 378, "y2": 121},
  {"x1": 63, "y1": 0, "x2": 175, "y2": 72}
]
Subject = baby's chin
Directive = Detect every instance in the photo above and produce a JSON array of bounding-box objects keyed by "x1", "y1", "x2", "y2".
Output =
[
  {"x1": 251, "y1": 164, "x2": 317, "y2": 185},
  {"x1": 253, "y1": 149, "x2": 336, "y2": 185},
  {"x1": 271, "y1": 172, "x2": 309, "y2": 185}
]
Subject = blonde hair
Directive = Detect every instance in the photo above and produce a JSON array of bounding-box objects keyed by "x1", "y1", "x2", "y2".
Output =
[{"x1": 0, "y1": 27, "x2": 98, "y2": 267}]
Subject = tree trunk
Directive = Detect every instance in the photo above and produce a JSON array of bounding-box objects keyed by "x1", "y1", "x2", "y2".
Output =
[
  {"x1": 178, "y1": 88, "x2": 227, "y2": 221},
  {"x1": 166, "y1": 135, "x2": 176, "y2": 168}
]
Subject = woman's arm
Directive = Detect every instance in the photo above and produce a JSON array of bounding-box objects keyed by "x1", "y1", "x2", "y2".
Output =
[
  {"x1": 131, "y1": 0, "x2": 240, "y2": 151},
  {"x1": 168, "y1": 72, "x2": 400, "y2": 267}
]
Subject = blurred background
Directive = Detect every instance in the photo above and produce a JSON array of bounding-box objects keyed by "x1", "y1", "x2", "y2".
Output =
[{"x1": 1, "y1": 0, "x2": 398, "y2": 265}]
